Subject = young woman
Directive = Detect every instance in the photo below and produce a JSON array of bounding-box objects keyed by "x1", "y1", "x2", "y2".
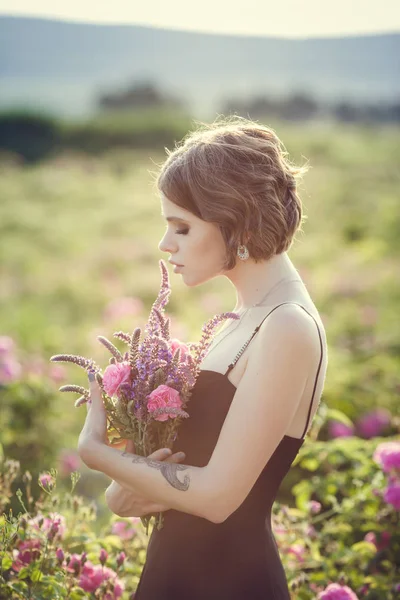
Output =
[{"x1": 78, "y1": 116, "x2": 328, "y2": 599}]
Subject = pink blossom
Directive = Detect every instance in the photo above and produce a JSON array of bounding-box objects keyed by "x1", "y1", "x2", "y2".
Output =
[
  {"x1": 305, "y1": 524, "x2": 318, "y2": 539},
  {"x1": 317, "y1": 582, "x2": 360, "y2": 599},
  {"x1": 364, "y1": 531, "x2": 391, "y2": 551},
  {"x1": 147, "y1": 384, "x2": 183, "y2": 422},
  {"x1": 364, "y1": 532, "x2": 377, "y2": 545},
  {"x1": 0, "y1": 356, "x2": 22, "y2": 384},
  {"x1": 103, "y1": 362, "x2": 131, "y2": 398},
  {"x1": 328, "y1": 421, "x2": 354, "y2": 439},
  {"x1": 308, "y1": 500, "x2": 322, "y2": 514},
  {"x1": 29, "y1": 512, "x2": 66, "y2": 539},
  {"x1": 169, "y1": 338, "x2": 189, "y2": 361},
  {"x1": 111, "y1": 520, "x2": 137, "y2": 540},
  {"x1": 383, "y1": 480, "x2": 400, "y2": 510},
  {"x1": 38, "y1": 473, "x2": 55, "y2": 490},
  {"x1": 56, "y1": 548, "x2": 65, "y2": 562},
  {"x1": 58, "y1": 449, "x2": 81, "y2": 477},
  {"x1": 356, "y1": 408, "x2": 391, "y2": 439},
  {"x1": 286, "y1": 543, "x2": 305, "y2": 561},
  {"x1": 49, "y1": 364, "x2": 67, "y2": 384},
  {"x1": 373, "y1": 441, "x2": 400, "y2": 473},
  {"x1": 104, "y1": 297, "x2": 144, "y2": 322},
  {"x1": 78, "y1": 561, "x2": 124, "y2": 598},
  {"x1": 65, "y1": 553, "x2": 83, "y2": 574},
  {"x1": 0, "y1": 335, "x2": 15, "y2": 356},
  {"x1": 12, "y1": 539, "x2": 41, "y2": 571},
  {"x1": 99, "y1": 548, "x2": 108, "y2": 565},
  {"x1": 116, "y1": 551, "x2": 126, "y2": 567}
]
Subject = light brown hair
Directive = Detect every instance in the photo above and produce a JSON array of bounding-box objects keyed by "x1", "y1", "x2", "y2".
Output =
[{"x1": 154, "y1": 115, "x2": 309, "y2": 270}]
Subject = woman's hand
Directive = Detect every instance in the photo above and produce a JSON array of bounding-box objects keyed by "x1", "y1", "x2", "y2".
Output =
[
  {"x1": 105, "y1": 440, "x2": 186, "y2": 517},
  {"x1": 78, "y1": 371, "x2": 109, "y2": 463}
]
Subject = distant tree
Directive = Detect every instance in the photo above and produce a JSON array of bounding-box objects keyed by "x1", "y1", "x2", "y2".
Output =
[
  {"x1": 221, "y1": 92, "x2": 319, "y2": 120},
  {"x1": 279, "y1": 93, "x2": 319, "y2": 120},
  {"x1": 97, "y1": 80, "x2": 185, "y2": 112},
  {"x1": 332, "y1": 102, "x2": 360, "y2": 122}
]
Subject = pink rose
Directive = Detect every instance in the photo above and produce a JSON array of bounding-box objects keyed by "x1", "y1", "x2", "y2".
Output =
[
  {"x1": 79, "y1": 561, "x2": 124, "y2": 598},
  {"x1": 169, "y1": 338, "x2": 189, "y2": 361},
  {"x1": 317, "y1": 583, "x2": 359, "y2": 599},
  {"x1": 328, "y1": 421, "x2": 354, "y2": 439},
  {"x1": 102, "y1": 361, "x2": 131, "y2": 398},
  {"x1": 58, "y1": 449, "x2": 81, "y2": 477},
  {"x1": 0, "y1": 356, "x2": 22, "y2": 384},
  {"x1": 111, "y1": 520, "x2": 137, "y2": 540},
  {"x1": 384, "y1": 480, "x2": 400, "y2": 510},
  {"x1": 38, "y1": 473, "x2": 55, "y2": 490},
  {"x1": 65, "y1": 553, "x2": 83, "y2": 574},
  {"x1": 308, "y1": 500, "x2": 322, "y2": 514},
  {"x1": 0, "y1": 336, "x2": 15, "y2": 356},
  {"x1": 373, "y1": 441, "x2": 400, "y2": 473},
  {"x1": 286, "y1": 543, "x2": 305, "y2": 562},
  {"x1": 49, "y1": 364, "x2": 67, "y2": 384},
  {"x1": 356, "y1": 408, "x2": 391, "y2": 439},
  {"x1": 364, "y1": 531, "x2": 391, "y2": 551},
  {"x1": 12, "y1": 539, "x2": 41, "y2": 571},
  {"x1": 29, "y1": 512, "x2": 66, "y2": 539},
  {"x1": 147, "y1": 384, "x2": 183, "y2": 422}
]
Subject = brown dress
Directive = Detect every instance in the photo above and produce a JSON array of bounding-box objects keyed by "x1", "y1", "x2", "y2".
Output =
[{"x1": 134, "y1": 302, "x2": 324, "y2": 599}]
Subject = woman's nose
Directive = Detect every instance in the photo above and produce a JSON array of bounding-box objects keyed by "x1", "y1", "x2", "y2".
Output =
[{"x1": 158, "y1": 233, "x2": 175, "y2": 253}]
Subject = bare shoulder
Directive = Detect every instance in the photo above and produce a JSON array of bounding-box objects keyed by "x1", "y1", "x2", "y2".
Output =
[{"x1": 255, "y1": 302, "x2": 326, "y2": 357}]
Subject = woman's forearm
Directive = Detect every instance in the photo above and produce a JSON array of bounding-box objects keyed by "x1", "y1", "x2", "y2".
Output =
[
  {"x1": 105, "y1": 479, "x2": 172, "y2": 517},
  {"x1": 83, "y1": 441, "x2": 216, "y2": 522}
]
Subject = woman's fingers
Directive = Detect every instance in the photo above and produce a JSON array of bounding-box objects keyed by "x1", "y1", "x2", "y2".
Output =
[
  {"x1": 121, "y1": 443, "x2": 186, "y2": 463},
  {"x1": 166, "y1": 451, "x2": 186, "y2": 463},
  {"x1": 125, "y1": 439, "x2": 135, "y2": 453},
  {"x1": 148, "y1": 448, "x2": 186, "y2": 463}
]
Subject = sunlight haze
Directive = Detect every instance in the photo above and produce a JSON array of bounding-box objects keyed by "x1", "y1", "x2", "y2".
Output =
[{"x1": 1, "y1": 0, "x2": 399, "y2": 37}]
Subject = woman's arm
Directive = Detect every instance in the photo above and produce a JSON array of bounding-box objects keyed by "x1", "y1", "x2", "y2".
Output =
[
  {"x1": 81, "y1": 441, "x2": 215, "y2": 522},
  {"x1": 104, "y1": 447, "x2": 187, "y2": 517},
  {"x1": 105, "y1": 479, "x2": 167, "y2": 517}
]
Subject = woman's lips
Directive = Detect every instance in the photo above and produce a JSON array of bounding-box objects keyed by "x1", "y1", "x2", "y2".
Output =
[{"x1": 173, "y1": 265, "x2": 184, "y2": 272}]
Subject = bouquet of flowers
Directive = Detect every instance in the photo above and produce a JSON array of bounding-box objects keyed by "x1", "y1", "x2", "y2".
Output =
[{"x1": 50, "y1": 259, "x2": 238, "y2": 533}]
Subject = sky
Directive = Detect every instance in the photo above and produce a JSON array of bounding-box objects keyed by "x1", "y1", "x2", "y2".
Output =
[{"x1": 0, "y1": 0, "x2": 399, "y2": 38}]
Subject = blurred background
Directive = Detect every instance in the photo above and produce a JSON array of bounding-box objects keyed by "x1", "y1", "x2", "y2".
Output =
[{"x1": 1, "y1": 0, "x2": 399, "y2": 524}]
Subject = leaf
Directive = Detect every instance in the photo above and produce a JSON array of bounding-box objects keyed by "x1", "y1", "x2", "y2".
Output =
[
  {"x1": 1, "y1": 555, "x2": 13, "y2": 570},
  {"x1": 69, "y1": 588, "x2": 87, "y2": 599},
  {"x1": 326, "y1": 408, "x2": 354, "y2": 427},
  {"x1": 350, "y1": 541, "x2": 377, "y2": 558},
  {"x1": 17, "y1": 566, "x2": 30, "y2": 579},
  {"x1": 299, "y1": 457, "x2": 319, "y2": 471},
  {"x1": 31, "y1": 568, "x2": 43, "y2": 582}
]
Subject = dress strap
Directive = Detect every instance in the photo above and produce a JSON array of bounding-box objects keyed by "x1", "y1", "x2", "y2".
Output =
[{"x1": 224, "y1": 302, "x2": 324, "y2": 439}]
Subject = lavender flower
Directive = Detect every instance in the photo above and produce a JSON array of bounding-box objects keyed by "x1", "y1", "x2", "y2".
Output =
[{"x1": 49, "y1": 259, "x2": 242, "y2": 535}]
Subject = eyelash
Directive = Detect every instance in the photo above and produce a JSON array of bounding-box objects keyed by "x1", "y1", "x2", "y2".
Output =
[{"x1": 175, "y1": 229, "x2": 189, "y2": 235}]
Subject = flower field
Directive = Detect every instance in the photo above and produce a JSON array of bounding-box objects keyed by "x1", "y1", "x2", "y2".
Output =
[{"x1": 0, "y1": 117, "x2": 399, "y2": 598}]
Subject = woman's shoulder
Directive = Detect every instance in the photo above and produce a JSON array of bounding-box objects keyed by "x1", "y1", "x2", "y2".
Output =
[{"x1": 253, "y1": 298, "x2": 327, "y2": 361}]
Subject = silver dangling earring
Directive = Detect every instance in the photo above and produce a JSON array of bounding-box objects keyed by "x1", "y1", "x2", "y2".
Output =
[{"x1": 237, "y1": 244, "x2": 249, "y2": 261}]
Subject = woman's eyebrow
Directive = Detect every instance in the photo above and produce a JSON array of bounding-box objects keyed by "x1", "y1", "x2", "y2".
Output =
[{"x1": 162, "y1": 215, "x2": 189, "y2": 223}]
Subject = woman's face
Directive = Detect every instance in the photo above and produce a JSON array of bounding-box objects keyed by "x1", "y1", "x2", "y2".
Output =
[{"x1": 158, "y1": 194, "x2": 228, "y2": 286}]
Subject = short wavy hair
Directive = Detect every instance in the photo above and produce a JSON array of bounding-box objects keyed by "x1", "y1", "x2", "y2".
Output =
[{"x1": 154, "y1": 115, "x2": 309, "y2": 270}]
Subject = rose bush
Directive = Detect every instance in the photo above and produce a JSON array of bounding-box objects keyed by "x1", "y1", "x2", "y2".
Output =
[{"x1": 2, "y1": 435, "x2": 400, "y2": 598}]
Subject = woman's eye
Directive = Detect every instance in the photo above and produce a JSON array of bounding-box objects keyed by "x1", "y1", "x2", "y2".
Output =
[{"x1": 175, "y1": 229, "x2": 189, "y2": 235}]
